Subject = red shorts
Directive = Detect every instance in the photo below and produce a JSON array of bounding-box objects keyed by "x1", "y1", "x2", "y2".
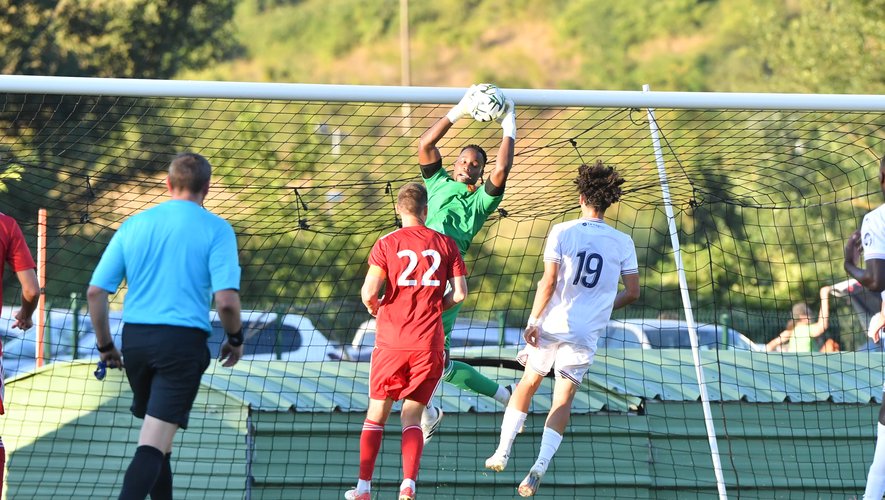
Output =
[{"x1": 369, "y1": 348, "x2": 444, "y2": 405}]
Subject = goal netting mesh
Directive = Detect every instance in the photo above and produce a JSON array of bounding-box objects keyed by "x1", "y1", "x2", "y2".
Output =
[{"x1": 0, "y1": 83, "x2": 883, "y2": 499}]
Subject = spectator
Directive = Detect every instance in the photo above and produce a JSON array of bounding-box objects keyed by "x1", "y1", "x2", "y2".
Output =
[{"x1": 765, "y1": 286, "x2": 831, "y2": 352}]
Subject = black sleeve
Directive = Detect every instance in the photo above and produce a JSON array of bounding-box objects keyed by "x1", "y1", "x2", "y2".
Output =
[
  {"x1": 420, "y1": 159, "x2": 443, "y2": 179},
  {"x1": 484, "y1": 177, "x2": 505, "y2": 197}
]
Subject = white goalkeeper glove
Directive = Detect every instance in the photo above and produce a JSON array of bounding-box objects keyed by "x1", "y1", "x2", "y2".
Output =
[
  {"x1": 497, "y1": 98, "x2": 516, "y2": 139},
  {"x1": 446, "y1": 85, "x2": 476, "y2": 124}
]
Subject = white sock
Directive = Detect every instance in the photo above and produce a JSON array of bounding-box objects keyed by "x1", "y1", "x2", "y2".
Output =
[
  {"x1": 496, "y1": 407, "x2": 527, "y2": 455},
  {"x1": 422, "y1": 405, "x2": 439, "y2": 423},
  {"x1": 357, "y1": 479, "x2": 371, "y2": 493},
  {"x1": 493, "y1": 385, "x2": 510, "y2": 404},
  {"x1": 536, "y1": 427, "x2": 563, "y2": 469},
  {"x1": 865, "y1": 423, "x2": 885, "y2": 499},
  {"x1": 400, "y1": 478, "x2": 416, "y2": 492}
]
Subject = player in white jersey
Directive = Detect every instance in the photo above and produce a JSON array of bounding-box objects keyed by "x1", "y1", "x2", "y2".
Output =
[
  {"x1": 844, "y1": 154, "x2": 885, "y2": 500},
  {"x1": 484, "y1": 161, "x2": 640, "y2": 497}
]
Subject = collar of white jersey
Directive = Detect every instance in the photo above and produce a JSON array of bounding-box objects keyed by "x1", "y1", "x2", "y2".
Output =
[{"x1": 580, "y1": 217, "x2": 605, "y2": 223}]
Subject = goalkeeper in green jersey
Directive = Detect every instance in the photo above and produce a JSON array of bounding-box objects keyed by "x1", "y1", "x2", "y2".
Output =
[{"x1": 416, "y1": 85, "x2": 517, "y2": 443}]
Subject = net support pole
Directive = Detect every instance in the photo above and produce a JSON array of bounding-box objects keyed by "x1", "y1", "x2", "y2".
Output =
[
  {"x1": 643, "y1": 84, "x2": 728, "y2": 499},
  {"x1": 36, "y1": 208, "x2": 47, "y2": 368}
]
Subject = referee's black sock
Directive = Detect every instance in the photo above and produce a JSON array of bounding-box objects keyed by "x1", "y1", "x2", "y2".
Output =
[
  {"x1": 149, "y1": 452, "x2": 173, "y2": 500},
  {"x1": 119, "y1": 445, "x2": 164, "y2": 500}
]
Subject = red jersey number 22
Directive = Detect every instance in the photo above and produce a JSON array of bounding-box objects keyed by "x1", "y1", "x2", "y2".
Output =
[{"x1": 396, "y1": 249, "x2": 441, "y2": 287}]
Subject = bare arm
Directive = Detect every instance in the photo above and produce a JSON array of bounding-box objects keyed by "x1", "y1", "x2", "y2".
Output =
[
  {"x1": 486, "y1": 100, "x2": 516, "y2": 193},
  {"x1": 443, "y1": 275, "x2": 468, "y2": 310},
  {"x1": 12, "y1": 268, "x2": 39, "y2": 330},
  {"x1": 485, "y1": 137, "x2": 514, "y2": 194},
  {"x1": 809, "y1": 285, "x2": 831, "y2": 338},
  {"x1": 87, "y1": 285, "x2": 123, "y2": 368},
  {"x1": 418, "y1": 118, "x2": 454, "y2": 169},
  {"x1": 418, "y1": 87, "x2": 475, "y2": 172},
  {"x1": 361, "y1": 266, "x2": 386, "y2": 317},
  {"x1": 766, "y1": 328, "x2": 793, "y2": 351},
  {"x1": 215, "y1": 289, "x2": 243, "y2": 367},
  {"x1": 613, "y1": 273, "x2": 641, "y2": 310},
  {"x1": 845, "y1": 230, "x2": 885, "y2": 292},
  {"x1": 524, "y1": 261, "x2": 559, "y2": 347}
]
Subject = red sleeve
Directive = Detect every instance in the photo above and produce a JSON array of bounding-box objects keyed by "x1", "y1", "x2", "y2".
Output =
[
  {"x1": 448, "y1": 237, "x2": 467, "y2": 278},
  {"x1": 5, "y1": 218, "x2": 35, "y2": 272},
  {"x1": 368, "y1": 237, "x2": 386, "y2": 271}
]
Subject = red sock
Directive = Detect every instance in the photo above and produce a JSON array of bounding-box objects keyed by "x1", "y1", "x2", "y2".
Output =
[
  {"x1": 401, "y1": 425, "x2": 424, "y2": 481},
  {"x1": 0, "y1": 437, "x2": 5, "y2": 495},
  {"x1": 359, "y1": 419, "x2": 384, "y2": 480}
]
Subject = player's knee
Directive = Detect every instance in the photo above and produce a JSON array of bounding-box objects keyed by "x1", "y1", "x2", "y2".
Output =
[{"x1": 520, "y1": 371, "x2": 544, "y2": 391}]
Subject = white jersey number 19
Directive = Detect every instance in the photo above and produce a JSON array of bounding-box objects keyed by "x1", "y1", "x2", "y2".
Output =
[{"x1": 572, "y1": 250, "x2": 603, "y2": 288}]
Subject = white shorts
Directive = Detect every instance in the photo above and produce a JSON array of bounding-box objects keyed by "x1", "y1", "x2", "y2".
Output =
[{"x1": 516, "y1": 335, "x2": 595, "y2": 386}]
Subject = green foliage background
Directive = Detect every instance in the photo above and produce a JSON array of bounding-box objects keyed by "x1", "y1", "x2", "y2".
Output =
[{"x1": 0, "y1": 0, "x2": 883, "y2": 347}]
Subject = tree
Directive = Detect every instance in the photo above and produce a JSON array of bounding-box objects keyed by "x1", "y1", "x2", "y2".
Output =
[{"x1": 0, "y1": 0, "x2": 240, "y2": 78}]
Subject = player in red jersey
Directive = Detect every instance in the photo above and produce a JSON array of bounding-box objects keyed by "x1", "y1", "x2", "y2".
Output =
[
  {"x1": 345, "y1": 182, "x2": 468, "y2": 500},
  {"x1": 0, "y1": 212, "x2": 40, "y2": 494}
]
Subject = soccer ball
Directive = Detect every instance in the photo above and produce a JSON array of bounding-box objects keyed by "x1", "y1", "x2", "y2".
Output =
[{"x1": 468, "y1": 83, "x2": 507, "y2": 122}]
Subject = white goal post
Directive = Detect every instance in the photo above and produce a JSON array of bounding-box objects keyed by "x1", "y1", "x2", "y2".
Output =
[
  {"x1": 0, "y1": 74, "x2": 883, "y2": 110},
  {"x1": 1, "y1": 75, "x2": 883, "y2": 499}
]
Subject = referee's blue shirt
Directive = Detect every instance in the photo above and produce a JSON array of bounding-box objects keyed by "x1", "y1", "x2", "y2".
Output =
[{"x1": 90, "y1": 199, "x2": 241, "y2": 333}]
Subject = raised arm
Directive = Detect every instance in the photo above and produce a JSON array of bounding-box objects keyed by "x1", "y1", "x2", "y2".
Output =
[
  {"x1": 845, "y1": 230, "x2": 885, "y2": 292},
  {"x1": 418, "y1": 118, "x2": 454, "y2": 169},
  {"x1": 486, "y1": 99, "x2": 516, "y2": 194},
  {"x1": 809, "y1": 285, "x2": 831, "y2": 337},
  {"x1": 418, "y1": 87, "x2": 475, "y2": 175}
]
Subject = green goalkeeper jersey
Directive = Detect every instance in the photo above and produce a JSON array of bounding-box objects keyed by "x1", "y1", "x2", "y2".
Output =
[{"x1": 423, "y1": 165, "x2": 503, "y2": 256}]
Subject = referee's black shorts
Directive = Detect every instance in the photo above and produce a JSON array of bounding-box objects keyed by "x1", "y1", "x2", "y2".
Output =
[{"x1": 122, "y1": 323, "x2": 211, "y2": 430}]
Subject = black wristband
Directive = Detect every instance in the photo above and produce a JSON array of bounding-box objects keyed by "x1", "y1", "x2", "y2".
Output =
[
  {"x1": 226, "y1": 328, "x2": 244, "y2": 347},
  {"x1": 97, "y1": 341, "x2": 115, "y2": 353}
]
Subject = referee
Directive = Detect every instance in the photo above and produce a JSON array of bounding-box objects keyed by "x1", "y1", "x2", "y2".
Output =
[{"x1": 87, "y1": 152, "x2": 244, "y2": 500}]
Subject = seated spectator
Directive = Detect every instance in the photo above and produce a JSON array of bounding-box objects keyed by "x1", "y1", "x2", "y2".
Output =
[{"x1": 766, "y1": 285, "x2": 831, "y2": 352}]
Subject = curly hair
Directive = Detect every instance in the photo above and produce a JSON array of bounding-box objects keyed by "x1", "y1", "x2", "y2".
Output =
[
  {"x1": 574, "y1": 160, "x2": 625, "y2": 212},
  {"x1": 461, "y1": 144, "x2": 488, "y2": 167}
]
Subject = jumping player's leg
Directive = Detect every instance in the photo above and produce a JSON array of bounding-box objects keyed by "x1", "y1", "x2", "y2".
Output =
[
  {"x1": 516, "y1": 377, "x2": 577, "y2": 498},
  {"x1": 518, "y1": 343, "x2": 588, "y2": 498},
  {"x1": 538, "y1": 376, "x2": 578, "y2": 458},
  {"x1": 0, "y1": 436, "x2": 5, "y2": 496},
  {"x1": 864, "y1": 398, "x2": 885, "y2": 499},
  {"x1": 440, "y1": 304, "x2": 511, "y2": 402},
  {"x1": 486, "y1": 367, "x2": 544, "y2": 472}
]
